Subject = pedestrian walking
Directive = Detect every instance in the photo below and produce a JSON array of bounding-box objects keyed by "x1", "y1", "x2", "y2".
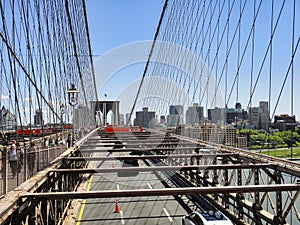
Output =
[
  {"x1": 9, "y1": 143, "x2": 18, "y2": 177},
  {"x1": 43, "y1": 138, "x2": 49, "y2": 148},
  {"x1": 67, "y1": 134, "x2": 72, "y2": 148},
  {"x1": 27, "y1": 142, "x2": 36, "y2": 177},
  {"x1": 16, "y1": 143, "x2": 24, "y2": 173},
  {"x1": 0, "y1": 144, "x2": 2, "y2": 172}
]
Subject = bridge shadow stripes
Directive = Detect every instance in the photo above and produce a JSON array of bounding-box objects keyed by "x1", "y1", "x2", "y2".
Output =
[
  {"x1": 76, "y1": 214, "x2": 185, "y2": 222},
  {"x1": 84, "y1": 197, "x2": 179, "y2": 205}
]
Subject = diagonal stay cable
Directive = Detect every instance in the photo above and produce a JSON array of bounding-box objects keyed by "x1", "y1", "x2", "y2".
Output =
[
  {"x1": 127, "y1": 0, "x2": 169, "y2": 125},
  {"x1": 82, "y1": 0, "x2": 98, "y2": 103},
  {"x1": 0, "y1": 30, "x2": 61, "y2": 120},
  {"x1": 270, "y1": 36, "x2": 299, "y2": 121},
  {"x1": 245, "y1": 0, "x2": 286, "y2": 112},
  {"x1": 65, "y1": 0, "x2": 88, "y2": 107}
]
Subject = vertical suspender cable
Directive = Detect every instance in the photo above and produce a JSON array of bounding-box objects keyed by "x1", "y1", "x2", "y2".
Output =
[
  {"x1": 82, "y1": 0, "x2": 98, "y2": 103},
  {"x1": 82, "y1": 0, "x2": 99, "y2": 125},
  {"x1": 291, "y1": 0, "x2": 295, "y2": 117},
  {"x1": 249, "y1": 0, "x2": 256, "y2": 129},
  {"x1": 65, "y1": 0, "x2": 88, "y2": 107},
  {"x1": 127, "y1": 0, "x2": 169, "y2": 125}
]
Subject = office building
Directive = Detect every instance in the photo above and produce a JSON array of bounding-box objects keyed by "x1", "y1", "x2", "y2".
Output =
[
  {"x1": 34, "y1": 109, "x2": 43, "y2": 126},
  {"x1": 273, "y1": 114, "x2": 297, "y2": 131},
  {"x1": 0, "y1": 106, "x2": 16, "y2": 130},
  {"x1": 249, "y1": 107, "x2": 260, "y2": 129},
  {"x1": 208, "y1": 107, "x2": 226, "y2": 124},
  {"x1": 134, "y1": 107, "x2": 155, "y2": 128},
  {"x1": 186, "y1": 103, "x2": 204, "y2": 125},
  {"x1": 167, "y1": 105, "x2": 184, "y2": 127},
  {"x1": 169, "y1": 105, "x2": 184, "y2": 115},
  {"x1": 259, "y1": 101, "x2": 270, "y2": 130},
  {"x1": 226, "y1": 102, "x2": 247, "y2": 125}
]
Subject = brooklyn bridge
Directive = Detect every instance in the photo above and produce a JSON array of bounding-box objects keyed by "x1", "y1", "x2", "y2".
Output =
[{"x1": 0, "y1": 0, "x2": 300, "y2": 224}]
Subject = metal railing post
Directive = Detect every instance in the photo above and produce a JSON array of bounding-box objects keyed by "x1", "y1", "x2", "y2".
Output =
[
  {"x1": 3, "y1": 147, "x2": 8, "y2": 194},
  {"x1": 37, "y1": 145, "x2": 40, "y2": 172},
  {"x1": 24, "y1": 148, "x2": 27, "y2": 181}
]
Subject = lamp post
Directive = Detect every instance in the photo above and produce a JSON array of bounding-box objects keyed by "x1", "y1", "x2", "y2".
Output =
[
  {"x1": 60, "y1": 103, "x2": 65, "y2": 138},
  {"x1": 67, "y1": 84, "x2": 79, "y2": 146}
]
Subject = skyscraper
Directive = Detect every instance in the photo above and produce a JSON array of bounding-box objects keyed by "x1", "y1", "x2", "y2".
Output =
[
  {"x1": 208, "y1": 107, "x2": 226, "y2": 124},
  {"x1": 134, "y1": 107, "x2": 156, "y2": 128},
  {"x1": 34, "y1": 109, "x2": 43, "y2": 126},
  {"x1": 226, "y1": 103, "x2": 247, "y2": 125},
  {"x1": 259, "y1": 101, "x2": 270, "y2": 130},
  {"x1": 186, "y1": 103, "x2": 204, "y2": 125},
  {"x1": 167, "y1": 105, "x2": 184, "y2": 127},
  {"x1": 249, "y1": 107, "x2": 260, "y2": 129},
  {"x1": 169, "y1": 105, "x2": 183, "y2": 115}
]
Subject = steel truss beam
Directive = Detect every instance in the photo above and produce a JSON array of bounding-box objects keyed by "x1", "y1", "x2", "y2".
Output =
[
  {"x1": 96, "y1": 138, "x2": 181, "y2": 143},
  {"x1": 78, "y1": 146, "x2": 208, "y2": 152},
  {"x1": 50, "y1": 163, "x2": 273, "y2": 174},
  {"x1": 20, "y1": 184, "x2": 300, "y2": 200},
  {"x1": 79, "y1": 142, "x2": 199, "y2": 148},
  {"x1": 63, "y1": 153, "x2": 236, "y2": 161}
]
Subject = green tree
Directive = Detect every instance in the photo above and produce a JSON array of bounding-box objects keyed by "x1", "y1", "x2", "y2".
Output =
[
  {"x1": 268, "y1": 134, "x2": 286, "y2": 148},
  {"x1": 245, "y1": 129, "x2": 300, "y2": 149}
]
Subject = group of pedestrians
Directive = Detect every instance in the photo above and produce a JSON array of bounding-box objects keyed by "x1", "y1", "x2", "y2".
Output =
[
  {"x1": 7, "y1": 140, "x2": 36, "y2": 178},
  {"x1": 2, "y1": 134, "x2": 72, "y2": 179}
]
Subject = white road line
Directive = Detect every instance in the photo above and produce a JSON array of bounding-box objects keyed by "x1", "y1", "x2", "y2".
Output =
[
  {"x1": 120, "y1": 210, "x2": 125, "y2": 224},
  {"x1": 149, "y1": 183, "x2": 173, "y2": 222},
  {"x1": 163, "y1": 208, "x2": 173, "y2": 222},
  {"x1": 117, "y1": 183, "x2": 120, "y2": 190},
  {"x1": 147, "y1": 182, "x2": 153, "y2": 189}
]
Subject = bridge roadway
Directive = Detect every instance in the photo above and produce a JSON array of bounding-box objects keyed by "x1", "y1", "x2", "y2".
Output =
[
  {"x1": 75, "y1": 148, "x2": 187, "y2": 224},
  {"x1": 61, "y1": 130, "x2": 300, "y2": 225},
  {"x1": 1, "y1": 128, "x2": 300, "y2": 225}
]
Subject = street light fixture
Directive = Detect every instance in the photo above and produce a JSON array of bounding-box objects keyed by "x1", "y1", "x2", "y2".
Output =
[
  {"x1": 67, "y1": 83, "x2": 79, "y2": 106},
  {"x1": 67, "y1": 84, "x2": 79, "y2": 146},
  {"x1": 60, "y1": 103, "x2": 65, "y2": 136},
  {"x1": 60, "y1": 103, "x2": 65, "y2": 116}
]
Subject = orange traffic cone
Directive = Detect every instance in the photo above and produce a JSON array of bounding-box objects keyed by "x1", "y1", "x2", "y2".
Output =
[{"x1": 114, "y1": 199, "x2": 120, "y2": 213}]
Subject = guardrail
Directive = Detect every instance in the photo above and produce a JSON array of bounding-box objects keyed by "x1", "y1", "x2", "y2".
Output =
[
  {"x1": 0, "y1": 144, "x2": 67, "y2": 195},
  {"x1": 0, "y1": 128, "x2": 100, "y2": 224}
]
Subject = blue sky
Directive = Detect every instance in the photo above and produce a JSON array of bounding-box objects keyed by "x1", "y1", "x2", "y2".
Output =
[
  {"x1": 86, "y1": 1, "x2": 300, "y2": 120},
  {"x1": 87, "y1": 0, "x2": 164, "y2": 56},
  {"x1": 87, "y1": 0, "x2": 164, "y2": 115}
]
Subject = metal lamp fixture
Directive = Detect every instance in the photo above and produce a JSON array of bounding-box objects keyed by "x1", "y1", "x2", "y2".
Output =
[
  {"x1": 60, "y1": 103, "x2": 65, "y2": 114},
  {"x1": 67, "y1": 84, "x2": 79, "y2": 106},
  {"x1": 60, "y1": 103, "x2": 65, "y2": 123},
  {"x1": 66, "y1": 84, "x2": 79, "y2": 146}
]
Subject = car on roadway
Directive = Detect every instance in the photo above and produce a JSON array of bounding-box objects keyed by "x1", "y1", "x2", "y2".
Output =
[{"x1": 182, "y1": 210, "x2": 233, "y2": 225}]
